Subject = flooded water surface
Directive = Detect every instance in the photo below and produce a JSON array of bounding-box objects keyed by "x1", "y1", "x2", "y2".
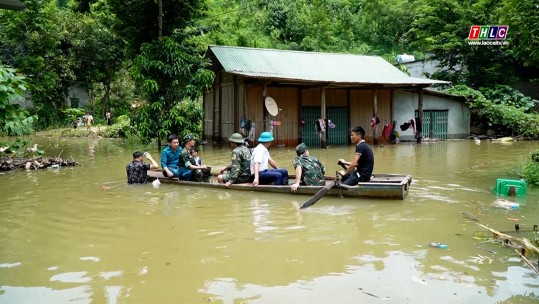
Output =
[{"x1": 1, "y1": 137, "x2": 538, "y2": 303}]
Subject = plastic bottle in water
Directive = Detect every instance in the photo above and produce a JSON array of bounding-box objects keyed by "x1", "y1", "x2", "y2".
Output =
[
  {"x1": 492, "y1": 199, "x2": 519, "y2": 210},
  {"x1": 429, "y1": 242, "x2": 448, "y2": 249}
]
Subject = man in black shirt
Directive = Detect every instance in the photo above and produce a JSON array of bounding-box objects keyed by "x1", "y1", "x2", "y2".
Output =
[
  {"x1": 338, "y1": 126, "x2": 374, "y2": 186},
  {"x1": 126, "y1": 151, "x2": 159, "y2": 184}
]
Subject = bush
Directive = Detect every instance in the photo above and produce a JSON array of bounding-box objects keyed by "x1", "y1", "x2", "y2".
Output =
[
  {"x1": 445, "y1": 84, "x2": 539, "y2": 138},
  {"x1": 518, "y1": 161, "x2": 539, "y2": 186},
  {"x1": 103, "y1": 115, "x2": 134, "y2": 138}
]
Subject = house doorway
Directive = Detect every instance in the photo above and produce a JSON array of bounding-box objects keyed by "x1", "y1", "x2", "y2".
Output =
[
  {"x1": 415, "y1": 109, "x2": 448, "y2": 140},
  {"x1": 300, "y1": 107, "x2": 349, "y2": 147}
]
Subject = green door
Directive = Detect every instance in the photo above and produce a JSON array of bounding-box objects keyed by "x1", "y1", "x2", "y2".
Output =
[
  {"x1": 415, "y1": 110, "x2": 448, "y2": 139},
  {"x1": 300, "y1": 107, "x2": 321, "y2": 147},
  {"x1": 327, "y1": 107, "x2": 348, "y2": 145},
  {"x1": 300, "y1": 107, "x2": 349, "y2": 147}
]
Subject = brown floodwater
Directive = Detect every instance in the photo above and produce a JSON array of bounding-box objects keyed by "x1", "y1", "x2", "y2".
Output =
[{"x1": 1, "y1": 136, "x2": 538, "y2": 304}]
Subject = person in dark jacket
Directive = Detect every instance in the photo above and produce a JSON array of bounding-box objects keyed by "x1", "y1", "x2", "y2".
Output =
[{"x1": 126, "y1": 151, "x2": 158, "y2": 184}]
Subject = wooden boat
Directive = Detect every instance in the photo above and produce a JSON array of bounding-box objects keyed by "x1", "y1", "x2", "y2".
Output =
[{"x1": 147, "y1": 171, "x2": 412, "y2": 200}]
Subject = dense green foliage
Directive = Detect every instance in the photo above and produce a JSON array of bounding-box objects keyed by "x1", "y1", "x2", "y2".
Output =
[
  {"x1": 501, "y1": 0, "x2": 539, "y2": 67},
  {"x1": 446, "y1": 84, "x2": 539, "y2": 137},
  {"x1": 0, "y1": 0, "x2": 537, "y2": 142},
  {"x1": 102, "y1": 114, "x2": 133, "y2": 138},
  {"x1": 0, "y1": 63, "x2": 36, "y2": 135},
  {"x1": 131, "y1": 37, "x2": 213, "y2": 144},
  {"x1": 0, "y1": 0, "x2": 71, "y2": 128},
  {"x1": 518, "y1": 161, "x2": 539, "y2": 186}
]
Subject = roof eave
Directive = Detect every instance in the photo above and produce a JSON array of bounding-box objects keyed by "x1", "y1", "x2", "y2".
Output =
[
  {"x1": 227, "y1": 71, "x2": 449, "y2": 87},
  {"x1": 0, "y1": 0, "x2": 25, "y2": 11}
]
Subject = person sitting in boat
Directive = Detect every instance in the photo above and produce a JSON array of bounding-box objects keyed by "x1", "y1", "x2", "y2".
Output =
[
  {"x1": 250, "y1": 131, "x2": 289, "y2": 186},
  {"x1": 290, "y1": 143, "x2": 325, "y2": 192},
  {"x1": 338, "y1": 125, "x2": 374, "y2": 186},
  {"x1": 180, "y1": 134, "x2": 211, "y2": 182},
  {"x1": 192, "y1": 146, "x2": 202, "y2": 166},
  {"x1": 161, "y1": 134, "x2": 191, "y2": 180},
  {"x1": 217, "y1": 133, "x2": 253, "y2": 186},
  {"x1": 127, "y1": 151, "x2": 159, "y2": 184}
]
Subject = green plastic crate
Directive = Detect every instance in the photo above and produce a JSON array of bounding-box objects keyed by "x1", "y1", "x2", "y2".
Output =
[{"x1": 496, "y1": 179, "x2": 526, "y2": 197}]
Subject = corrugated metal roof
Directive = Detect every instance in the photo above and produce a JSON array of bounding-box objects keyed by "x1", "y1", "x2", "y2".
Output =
[
  {"x1": 207, "y1": 45, "x2": 448, "y2": 86},
  {"x1": 0, "y1": 0, "x2": 25, "y2": 11}
]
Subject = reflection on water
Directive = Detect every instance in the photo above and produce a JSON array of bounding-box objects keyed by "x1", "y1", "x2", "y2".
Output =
[{"x1": 1, "y1": 138, "x2": 539, "y2": 303}]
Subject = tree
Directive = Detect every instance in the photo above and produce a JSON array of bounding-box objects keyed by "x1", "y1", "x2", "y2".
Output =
[
  {"x1": 0, "y1": 0, "x2": 72, "y2": 128},
  {"x1": 107, "y1": 0, "x2": 206, "y2": 54},
  {"x1": 131, "y1": 37, "x2": 213, "y2": 145},
  {"x1": 501, "y1": 0, "x2": 539, "y2": 68},
  {"x1": 405, "y1": 0, "x2": 516, "y2": 87},
  {"x1": 0, "y1": 63, "x2": 36, "y2": 136},
  {"x1": 67, "y1": 3, "x2": 128, "y2": 116}
]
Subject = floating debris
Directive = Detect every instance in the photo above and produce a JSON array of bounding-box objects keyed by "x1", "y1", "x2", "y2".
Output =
[{"x1": 0, "y1": 156, "x2": 79, "y2": 171}]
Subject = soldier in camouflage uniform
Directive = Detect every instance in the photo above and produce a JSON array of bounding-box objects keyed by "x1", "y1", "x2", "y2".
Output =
[
  {"x1": 290, "y1": 143, "x2": 325, "y2": 192},
  {"x1": 218, "y1": 133, "x2": 253, "y2": 186},
  {"x1": 180, "y1": 134, "x2": 211, "y2": 182}
]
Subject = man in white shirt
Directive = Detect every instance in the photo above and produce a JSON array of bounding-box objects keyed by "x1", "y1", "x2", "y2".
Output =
[{"x1": 250, "y1": 131, "x2": 289, "y2": 186}]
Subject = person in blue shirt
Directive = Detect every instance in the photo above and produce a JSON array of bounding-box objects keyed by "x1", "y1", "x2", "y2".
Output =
[{"x1": 160, "y1": 134, "x2": 191, "y2": 180}]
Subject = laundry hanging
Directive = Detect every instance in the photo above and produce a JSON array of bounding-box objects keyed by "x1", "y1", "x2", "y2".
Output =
[
  {"x1": 400, "y1": 118, "x2": 416, "y2": 133},
  {"x1": 382, "y1": 121, "x2": 393, "y2": 140}
]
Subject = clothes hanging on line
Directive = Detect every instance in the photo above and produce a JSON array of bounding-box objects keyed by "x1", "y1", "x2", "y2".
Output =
[
  {"x1": 248, "y1": 122, "x2": 256, "y2": 142},
  {"x1": 390, "y1": 120, "x2": 400, "y2": 144},
  {"x1": 314, "y1": 119, "x2": 326, "y2": 133},
  {"x1": 382, "y1": 121, "x2": 393, "y2": 140},
  {"x1": 400, "y1": 118, "x2": 416, "y2": 133},
  {"x1": 328, "y1": 119, "x2": 336, "y2": 129}
]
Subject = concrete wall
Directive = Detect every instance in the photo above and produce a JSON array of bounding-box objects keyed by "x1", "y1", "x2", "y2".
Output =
[
  {"x1": 10, "y1": 85, "x2": 89, "y2": 109},
  {"x1": 403, "y1": 60, "x2": 441, "y2": 78},
  {"x1": 393, "y1": 90, "x2": 470, "y2": 141},
  {"x1": 66, "y1": 86, "x2": 89, "y2": 107}
]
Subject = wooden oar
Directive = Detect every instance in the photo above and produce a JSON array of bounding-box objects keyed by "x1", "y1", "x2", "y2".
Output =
[
  {"x1": 299, "y1": 160, "x2": 351, "y2": 210},
  {"x1": 299, "y1": 181, "x2": 337, "y2": 210}
]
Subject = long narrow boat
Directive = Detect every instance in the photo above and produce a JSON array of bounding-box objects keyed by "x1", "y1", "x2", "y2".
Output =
[{"x1": 147, "y1": 171, "x2": 412, "y2": 200}]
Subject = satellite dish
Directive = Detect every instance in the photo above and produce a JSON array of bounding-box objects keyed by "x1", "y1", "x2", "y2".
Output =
[{"x1": 265, "y1": 96, "x2": 279, "y2": 116}]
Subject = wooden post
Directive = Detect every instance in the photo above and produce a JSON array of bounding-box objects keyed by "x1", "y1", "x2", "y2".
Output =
[
  {"x1": 347, "y1": 89, "x2": 351, "y2": 145},
  {"x1": 297, "y1": 88, "x2": 302, "y2": 145},
  {"x1": 263, "y1": 82, "x2": 268, "y2": 132},
  {"x1": 233, "y1": 75, "x2": 238, "y2": 133},
  {"x1": 417, "y1": 87, "x2": 424, "y2": 144},
  {"x1": 218, "y1": 72, "x2": 222, "y2": 143},
  {"x1": 321, "y1": 86, "x2": 327, "y2": 148},
  {"x1": 212, "y1": 73, "x2": 219, "y2": 142},
  {"x1": 373, "y1": 89, "x2": 378, "y2": 145}
]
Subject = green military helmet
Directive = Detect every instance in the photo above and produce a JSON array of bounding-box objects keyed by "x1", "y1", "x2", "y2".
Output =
[
  {"x1": 183, "y1": 134, "x2": 195, "y2": 143},
  {"x1": 296, "y1": 143, "x2": 308, "y2": 155},
  {"x1": 228, "y1": 133, "x2": 244, "y2": 144}
]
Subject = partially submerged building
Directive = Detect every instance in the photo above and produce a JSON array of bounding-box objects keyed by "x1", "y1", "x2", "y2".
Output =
[{"x1": 203, "y1": 45, "x2": 469, "y2": 147}]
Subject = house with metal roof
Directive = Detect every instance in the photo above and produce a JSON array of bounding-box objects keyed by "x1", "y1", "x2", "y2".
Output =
[
  {"x1": 203, "y1": 45, "x2": 470, "y2": 147},
  {"x1": 0, "y1": 0, "x2": 25, "y2": 11}
]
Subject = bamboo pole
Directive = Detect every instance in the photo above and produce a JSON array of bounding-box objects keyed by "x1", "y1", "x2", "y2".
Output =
[
  {"x1": 477, "y1": 223, "x2": 539, "y2": 275},
  {"x1": 478, "y1": 223, "x2": 539, "y2": 255},
  {"x1": 515, "y1": 249, "x2": 539, "y2": 275}
]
